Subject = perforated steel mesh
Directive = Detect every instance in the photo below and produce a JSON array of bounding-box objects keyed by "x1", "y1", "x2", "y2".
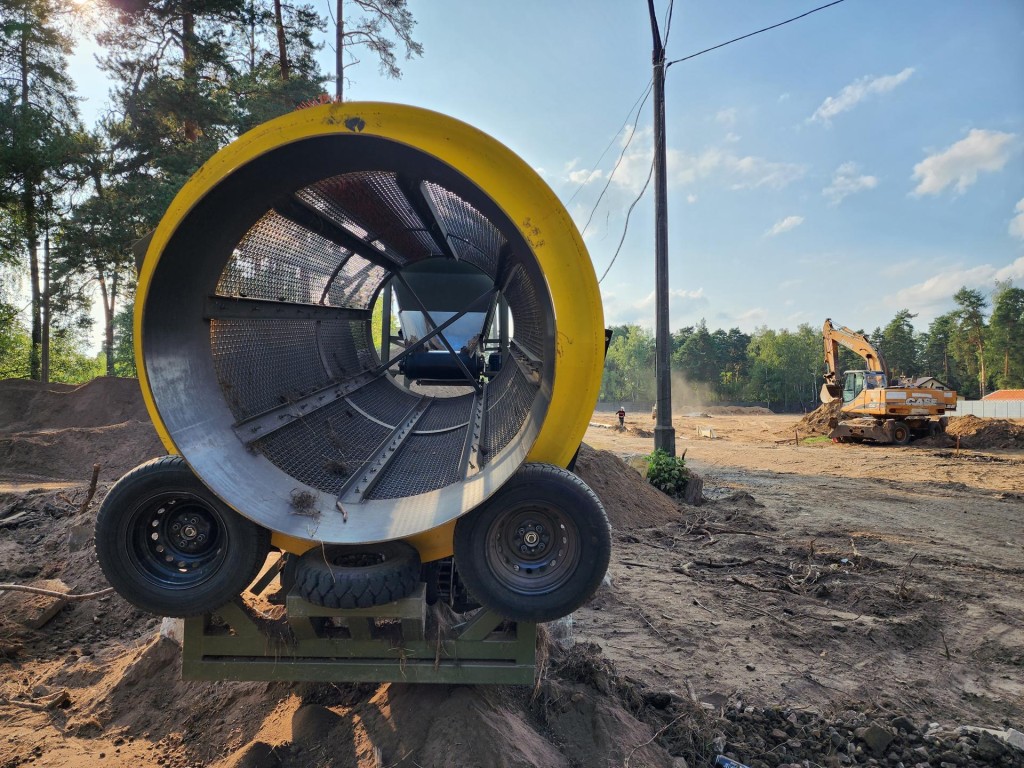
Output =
[
  {"x1": 368, "y1": 430, "x2": 466, "y2": 499},
  {"x1": 481, "y1": 362, "x2": 536, "y2": 465},
  {"x1": 323, "y1": 257, "x2": 389, "y2": 310},
  {"x1": 217, "y1": 211, "x2": 348, "y2": 304},
  {"x1": 347, "y1": 377, "x2": 421, "y2": 427},
  {"x1": 211, "y1": 319, "x2": 333, "y2": 420},
  {"x1": 414, "y1": 394, "x2": 474, "y2": 433},
  {"x1": 503, "y1": 264, "x2": 546, "y2": 360},
  {"x1": 302, "y1": 173, "x2": 440, "y2": 263},
  {"x1": 423, "y1": 182, "x2": 504, "y2": 277},
  {"x1": 253, "y1": 399, "x2": 391, "y2": 495}
]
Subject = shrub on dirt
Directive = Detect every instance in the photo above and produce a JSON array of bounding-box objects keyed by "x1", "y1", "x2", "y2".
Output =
[{"x1": 644, "y1": 449, "x2": 689, "y2": 498}]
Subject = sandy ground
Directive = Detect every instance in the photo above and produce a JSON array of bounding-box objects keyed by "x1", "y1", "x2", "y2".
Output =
[
  {"x1": 581, "y1": 410, "x2": 1023, "y2": 726},
  {"x1": 2, "y1": 381, "x2": 1022, "y2": 767}
]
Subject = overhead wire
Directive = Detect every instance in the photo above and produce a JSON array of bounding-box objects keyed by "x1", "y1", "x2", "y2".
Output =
[
  {"x1": 593, "y1": 0, "x2": 849, "y2": 284},
  {"x1": 579, "y1": 83, "x2": 653, "y2": 239},
  {"x1": 666, "y1": 0, "x2": 848, "y2": 67},
  {"x1": 567, "y1": 77, "x2": 653, "y2": 206},
  {"x1": 598, "y1": 155, "x2": 655, "y2": 285}
]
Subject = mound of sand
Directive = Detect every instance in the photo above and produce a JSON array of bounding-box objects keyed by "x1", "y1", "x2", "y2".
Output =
[
  {"x1": 0, "y1": 378, "x2": 164, "y2": 483},
  {"x1": 704, "y1": 405, "x2": 773, "y2": 416},
  {"x1": 794, "y1": 399, "x2": 843, "y2": 436},
  {"x1": 0, "y1": 377, "x2": 151, "y2": 431},
  {"x1": 573, "y1": 443, "x2": 683, "y2": 529},
  {"x1": 944, "y1": 414, "x2": 1024, "y2": 449}
]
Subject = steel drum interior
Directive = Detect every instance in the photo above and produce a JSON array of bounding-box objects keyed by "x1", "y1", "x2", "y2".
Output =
[{"x1": 140, "y1": 134, "x2": 555, "y2": 546}]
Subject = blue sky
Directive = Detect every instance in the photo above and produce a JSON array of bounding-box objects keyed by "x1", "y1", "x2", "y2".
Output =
[{"x1": 69, "y1": 0, "x2": 1024, "y2": 341}]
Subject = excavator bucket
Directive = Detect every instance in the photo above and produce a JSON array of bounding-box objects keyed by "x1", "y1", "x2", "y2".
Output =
[{"x1": 820, "y1": 382, "x2": 841, "y2": 403}]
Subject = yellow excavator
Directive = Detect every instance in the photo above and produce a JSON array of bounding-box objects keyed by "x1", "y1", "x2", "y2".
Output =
[{"x1": 820, "y1": 319, "x2": 957, "y2": 444}]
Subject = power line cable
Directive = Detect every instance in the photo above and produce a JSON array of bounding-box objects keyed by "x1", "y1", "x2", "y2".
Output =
[
  {"x1": 662, "y1": 0, "x2": 675, "y2": 48},
  {"x1": 598, "y1": 155, "x2": 655, "y2": 285},
  {"x1": 567, "y1": 77, "x2": 653, "y2": 206},
  {"x1": 580, "y1": 84, "x2": 653, "y2": 238},
  {"x1": 666, "y1": 0, "x2": 847, "y2": 68}
]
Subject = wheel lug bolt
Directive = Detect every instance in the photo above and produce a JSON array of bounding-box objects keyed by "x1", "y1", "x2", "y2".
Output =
[
  {"x1": 520, "y1": 545, "x2": 528, "y2": 553},
  {"x1": 517, "y1": 528, "x2": 525, "y2": 536},
  {"x1": 171, "y1": 523, "x2": 180, "y2": 532}
]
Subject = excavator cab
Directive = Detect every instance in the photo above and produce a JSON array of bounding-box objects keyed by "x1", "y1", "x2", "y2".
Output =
[
  {"x1": 842, "y1": 370, "x2": 888, "y2": 402},
  {"x1": 842, "y1": 371, "x2": 864, "y2": 403}
]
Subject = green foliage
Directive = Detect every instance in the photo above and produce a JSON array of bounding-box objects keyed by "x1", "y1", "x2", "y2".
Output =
[
  {"x1": 644, "y1": 449, "x2": 688, "y2": 498},
  {"x1": 0, "y1": 299, "x2": 31, "y2": 378},
  {"x1": 877, "y1": 309, "x2": 919, "y2": 379},
  {"x1": 602, "y1": 324, "x2": 654, "y2": 402},
  {"x1": 988, "y1": 282, "x2": 1024, "y2": 389}
]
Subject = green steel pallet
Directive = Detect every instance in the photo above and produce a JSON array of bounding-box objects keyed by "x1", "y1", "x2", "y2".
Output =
[{"x1": 181, "y1": 584, "x2": 537, "y2": 685}]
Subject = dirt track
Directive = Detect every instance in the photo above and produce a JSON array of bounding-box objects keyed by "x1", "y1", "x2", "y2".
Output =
[{"x1": 2, "y1": 380, "x2": 1022, "y2": 767}]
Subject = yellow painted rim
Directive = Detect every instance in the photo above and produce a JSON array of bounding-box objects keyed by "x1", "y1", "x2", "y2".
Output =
[{"x1": 135, "y1": 102, "x2": 605, "y2": 559}]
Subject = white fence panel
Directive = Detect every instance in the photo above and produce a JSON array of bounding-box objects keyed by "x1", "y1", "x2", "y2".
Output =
[{"x1": 954, "y1": 400, "x2": 1024, "y2": 419}]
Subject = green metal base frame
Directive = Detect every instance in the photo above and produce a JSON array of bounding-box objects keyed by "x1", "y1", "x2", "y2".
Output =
[{"x1": 181, "y1": 584, "x2": 537, "y2": 685}]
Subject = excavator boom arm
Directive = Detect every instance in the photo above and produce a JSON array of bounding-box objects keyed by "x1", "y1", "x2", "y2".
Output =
[{"x1": 822, "y1": 319, "x2": 889, "y2": 401}]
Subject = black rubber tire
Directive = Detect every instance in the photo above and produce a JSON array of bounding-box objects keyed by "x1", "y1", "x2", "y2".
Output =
[
  {"x1": 453, "y1": 462, "x2": 611, "y2": 623},
  {"x1": 294, "y1": 542, "x2": 420, "y2": 608},
  {"x1": 891, "y1": 421, "x2": 912, "y2": 445},
  {"x1": 95, "y1": 456, "x2": 271, "y2": 617}
]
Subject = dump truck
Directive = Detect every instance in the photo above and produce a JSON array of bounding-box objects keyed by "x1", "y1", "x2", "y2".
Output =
[
  {"x1": 820, "y1": 319, "x2": 956, "y2": 444},
  {"x1": 94, "y1": 103, "x2": 611, "y2": 644}
]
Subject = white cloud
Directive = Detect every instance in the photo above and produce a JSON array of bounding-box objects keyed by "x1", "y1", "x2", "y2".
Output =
[
  {"x1": 686, "y1": 194, "x2": 698, "y2": 204},
  {"x1": 888, "y1": 256, "x2": 1024, "y2": 309},
  {"x1": 778, "y1": 93, "x2": 790, "y2": 103},
  {"x1": 715, "y1": 108, "x2": 737, "y2": 127},
  {"x1": 1010, "y1": 199, "x2": 1024, "y2": 240},
  {"x1": 810, "y1": 67, "x2": 915, "y2": 124},
  {"x1": 737, "y1": 307, "x2": 768, "y2": 325},
  {"x1": 608, "y1": 127, "x2": 806, "y2": 194},
  {"x1": 603, "y1": 287, "x2": 708, "y2": 328},
  {"x1": 765, "y1": 215, "x2": 804, "y2": 237},
  {"x1": 912, "y1": 129, "x2": 1016, "y2": 195},
  {"x1": 569, "y1": 168, "x2": 604, "y2": 185},
  {"x1": 823, "y1": 162, "x2": 878, "y2": 205}
]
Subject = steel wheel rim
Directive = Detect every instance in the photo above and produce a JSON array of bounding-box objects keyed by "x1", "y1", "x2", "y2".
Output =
[
  {"x1": 485, "y1": 502, "x2": 581, "y2": 594},
  {"x1": 127, "y1": 492, "x2": 228, "y2": 589}
]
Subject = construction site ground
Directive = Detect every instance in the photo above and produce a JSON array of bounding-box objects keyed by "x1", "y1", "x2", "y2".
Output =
[{"x1": 1, "y1": 379, "x2": 1022, "y2": 768}]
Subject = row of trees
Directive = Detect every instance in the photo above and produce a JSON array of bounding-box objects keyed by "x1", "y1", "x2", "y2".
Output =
[
  {"x1": 602, "y1": 283, "x2": 1024, "y2": 409},
  {"x1": 1, "y1": 0, "x2": 420, "y2": 382}
]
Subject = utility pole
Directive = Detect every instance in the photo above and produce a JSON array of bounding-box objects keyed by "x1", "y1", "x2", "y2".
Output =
[
  {"x1": 335, "y1": 0, "x2": 344, "y2": 99},
  {"x1": 647, "y1": 0, "x2": 676, "y2": 455}
]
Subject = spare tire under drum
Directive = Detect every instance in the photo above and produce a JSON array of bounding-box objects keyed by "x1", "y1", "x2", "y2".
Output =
[{"x1": 104, "y1": 102, "x2": 608, "y2": 621}]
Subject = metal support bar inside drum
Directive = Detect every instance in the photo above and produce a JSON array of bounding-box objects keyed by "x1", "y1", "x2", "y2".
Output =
[{"x1": 135, "y1": 102, "x2": 606, "y2": 555}]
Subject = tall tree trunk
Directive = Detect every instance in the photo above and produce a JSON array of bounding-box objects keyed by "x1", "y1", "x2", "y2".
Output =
[
  {"x1": 273, "y1": 0, "x2": 290, "y2": 79},
  {"x1": 97, "y1": 265, "x2": 116, "y2": 376},
  {"x1": 42, "y1": 228, "x2": 50, "y2": 383},
  {"x1": 20, "y1": 23, "x2": 42, "y2": 380}
]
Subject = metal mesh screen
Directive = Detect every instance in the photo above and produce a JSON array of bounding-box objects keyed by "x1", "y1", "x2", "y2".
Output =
[
  {"x1": 211, "y1": 319, "x2": 331, "y2": 421},
  {"x1": 217, "y1": 211, "x2": 347, "y2": 304},
  {"x1": 253, "y1": 399, "x2": 391, "y2": 495},
  {"x1": 423, "y1": 182, "x2": 504, "y2": 277},
  {"x1": 503, "y1": 263, "x2": 546, "y2": 360},
  {"x1": 481, "y1": 363, "x2": 536, "y2": 465},
  {"x1": 368, "y1": 430, "x2": 467, "y2": 499}
]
